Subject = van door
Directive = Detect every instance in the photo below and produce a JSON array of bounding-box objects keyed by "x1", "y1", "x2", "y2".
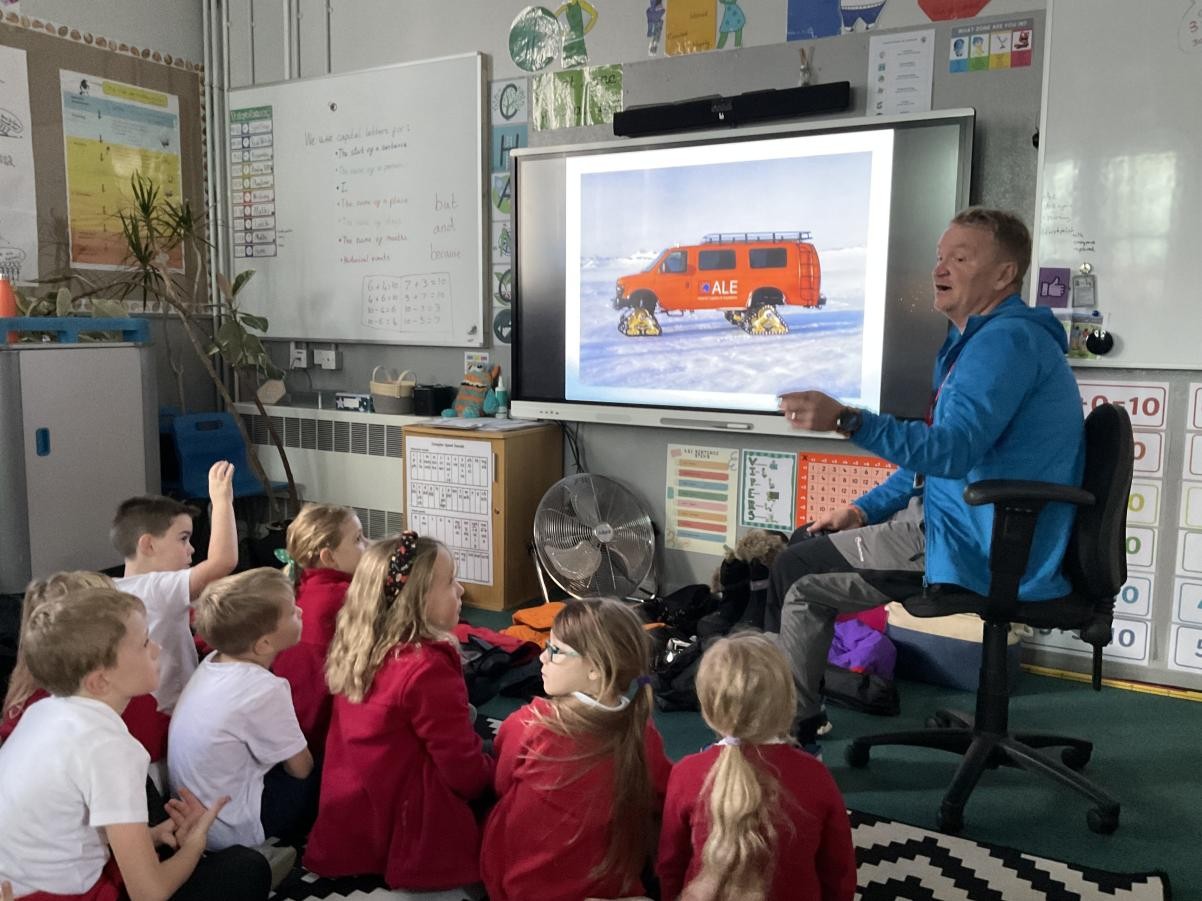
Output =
[
  {"x1": 654, "y1": 249, "x2": 691, "y2": 309},
  {"x1": 695, "y1": 247, "x2": 739, "y2": 310}
]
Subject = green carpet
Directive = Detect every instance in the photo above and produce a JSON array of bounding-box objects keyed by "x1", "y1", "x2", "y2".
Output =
[{"x1": 467, "y1": 607, "x2": 1200, "y2": 898}]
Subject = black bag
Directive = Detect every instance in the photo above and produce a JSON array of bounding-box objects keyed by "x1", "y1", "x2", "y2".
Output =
[
  {"x1": 651, "y1": 639, "x2": 706, "y2": 712},
  {"x1": 822, "y1": 663, "x2": 900, "y2": 717},
  {"x1": 637, "y1": 584, "x2": 717, "y2": 639}
]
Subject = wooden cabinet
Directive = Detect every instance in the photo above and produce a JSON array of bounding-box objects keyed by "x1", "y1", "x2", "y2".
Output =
[{"x1": 402, "y1": 423, "x2": 562, "y2": 610}]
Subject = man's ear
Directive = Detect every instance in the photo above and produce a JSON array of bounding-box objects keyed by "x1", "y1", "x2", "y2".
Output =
[{"x1": 994, "y1": 259, "x2": 1018, "y2": 291}]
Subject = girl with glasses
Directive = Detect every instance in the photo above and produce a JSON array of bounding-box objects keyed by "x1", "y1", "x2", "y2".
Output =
[{"x1": 481, "y1": 598, "x2": 672, "y2": 901}]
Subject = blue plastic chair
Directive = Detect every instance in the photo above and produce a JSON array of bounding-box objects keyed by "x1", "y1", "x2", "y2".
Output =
[{"x1": 171, "y1": 412, "x2": 287, "y2": 500}]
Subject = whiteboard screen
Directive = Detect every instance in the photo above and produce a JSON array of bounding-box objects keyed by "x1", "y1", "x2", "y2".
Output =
[
  {"x1": 228, "y1": 54, "x2": 486, "y2": 346},
  {"x1": 1035, "y1": 0, "x2": 1202, "y2": 370}
]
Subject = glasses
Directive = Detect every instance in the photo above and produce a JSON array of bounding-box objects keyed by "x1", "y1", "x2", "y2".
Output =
[{"x1": 544, "y1": 641, "x2": 581, "y2": 663}]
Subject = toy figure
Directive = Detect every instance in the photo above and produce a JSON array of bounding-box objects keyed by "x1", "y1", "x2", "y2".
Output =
[{"x1": 442, "y1": 363, "x2": 501, "y2": 418}]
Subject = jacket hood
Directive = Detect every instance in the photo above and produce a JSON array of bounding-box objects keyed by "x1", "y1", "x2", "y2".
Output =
[{"x1": 960, "y1": 294, "x2": 1069, "y2": 351}]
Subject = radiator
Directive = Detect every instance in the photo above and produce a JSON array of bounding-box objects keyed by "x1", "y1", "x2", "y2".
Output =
[{"x1": 233, "y1": 403, "x2": 425, "y2": 539}]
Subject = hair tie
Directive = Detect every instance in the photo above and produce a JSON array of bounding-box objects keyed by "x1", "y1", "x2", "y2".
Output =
[
  {"x1": 623, "y1": 674, "x2": 653, "y2": 701},
  {"x1": 384, "y1": 531, "x2": 420, "y2": 601},
  {"x1": 274, "y1": 548, "x2": 298, "y2": 582},
  {"x1": 717, "y1": 736, "x2": 741, "y2": 747}
]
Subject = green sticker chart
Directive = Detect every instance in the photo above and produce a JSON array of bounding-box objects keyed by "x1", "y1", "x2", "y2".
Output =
[{"x1": 228, "y1": 53, "x2": 487, "y2": 346}]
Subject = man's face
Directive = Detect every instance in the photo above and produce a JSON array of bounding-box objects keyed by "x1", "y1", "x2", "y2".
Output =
[{"x1": 932, "y1": 223, "x2": 1015, "y2": 329}]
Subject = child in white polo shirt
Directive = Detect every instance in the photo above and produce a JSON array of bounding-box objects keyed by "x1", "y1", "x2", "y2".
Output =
[
  {"x1": 111, "y1": 460, "x2": 239, "y2": 720},
  {"x1": 168, "y1": 567, "x2": 313, "y2": 885},
  {"x1": 0, "y1": 587, "x2": 267, "y2": 900}
]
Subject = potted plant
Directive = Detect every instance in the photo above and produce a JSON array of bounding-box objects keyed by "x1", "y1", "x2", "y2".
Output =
[{"x1": 39, "y1": 171, "x2": 301, "y2": 519}]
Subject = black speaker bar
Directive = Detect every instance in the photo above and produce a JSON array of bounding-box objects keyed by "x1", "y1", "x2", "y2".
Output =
[{"x1": 613, "y1": 82, "x2": 852, "y2": 138}]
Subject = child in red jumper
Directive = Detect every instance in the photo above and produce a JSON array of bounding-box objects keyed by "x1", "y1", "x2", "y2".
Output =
[
  {"x1": 1, "y1": 572, "x2": 163, "y2": 759},
  {"x1": 272, "y1": 504, "x2": 367, "y2": 752},
  {"x1": 481, "y1": 598, "x2": 673, "y2": 901},
  {"x1": 657, "y1": 633, "x2": 857, "y2": 901},
  {"x1": 304, "y1": 532, "x2": 493, "y2": 893}
]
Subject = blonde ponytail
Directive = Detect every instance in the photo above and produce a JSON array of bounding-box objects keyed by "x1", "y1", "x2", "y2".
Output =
[{"x1": 688, "y1": 633, "x2": 799, "y2": 901}]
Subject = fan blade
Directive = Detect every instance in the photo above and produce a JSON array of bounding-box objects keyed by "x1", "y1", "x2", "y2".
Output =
[
  {"x1": 567, "y1": 479, "x2": 603, "y2": 529},
  {"x1": 543, "y1": 540, "x2": 603, "y2": 581}
]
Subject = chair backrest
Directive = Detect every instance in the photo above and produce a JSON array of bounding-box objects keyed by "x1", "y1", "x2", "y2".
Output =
[
  {"x1": 172, "y1": 412, "x2": 260, "y2": 498},
  {"x1": 1065, "y1": 403, "x2": 1134, "y2": 600}
]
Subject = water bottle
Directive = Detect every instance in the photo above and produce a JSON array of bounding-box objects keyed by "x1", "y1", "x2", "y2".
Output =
[{"x1": 494, "y1": 375, "x2": 510, "y2": 419}]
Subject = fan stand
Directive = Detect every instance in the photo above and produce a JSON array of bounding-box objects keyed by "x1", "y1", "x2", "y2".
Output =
[{"x1": 528, "y1": 540, "x2": 555, "y2": 605}]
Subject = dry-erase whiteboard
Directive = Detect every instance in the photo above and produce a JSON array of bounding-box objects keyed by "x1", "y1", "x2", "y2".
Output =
[
  {"x1": 228, "y1": 53, "x2": 487, "y2": 346},
  {"x1": 1034, "y1": 0, "x2": 1202, "y2": 370}
]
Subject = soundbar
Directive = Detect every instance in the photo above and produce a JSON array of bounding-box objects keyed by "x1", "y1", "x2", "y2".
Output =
[{"x1": 613, "y1": 82, "x2": 852, "y2": 137}]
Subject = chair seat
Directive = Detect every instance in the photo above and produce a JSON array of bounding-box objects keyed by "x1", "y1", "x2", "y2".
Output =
[{"x1": 902, "y1": 584, "x2": 1099, "y2": 631}]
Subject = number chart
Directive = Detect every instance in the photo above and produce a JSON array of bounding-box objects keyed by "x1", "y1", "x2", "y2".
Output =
[
  {"x1": 795, "y1": 453, "x2": 897, "y2": 525},
  {"x1": 1172, "y1": 383, "x2": 1202, "y2": 675},
  {"x1": 404, "y1": 434, "x2": 493, "y2": 585}
]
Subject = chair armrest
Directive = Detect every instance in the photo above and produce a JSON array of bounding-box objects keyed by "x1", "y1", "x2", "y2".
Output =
[{"x1": 964, "y1": 480, "x2": 1094, "y2": 509}]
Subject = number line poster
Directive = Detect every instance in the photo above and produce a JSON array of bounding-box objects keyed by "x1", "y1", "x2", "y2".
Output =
[
  {"x1": 405, "y1": 434, "x2": 493, "y2": 584},
  {"x1": 666, "y1": 444, "x2": 738, "y2": 556},
  {"x1": 1172, "y1": 383, "x2": 1202, "y2": 675},
  {"x1": 60, "y1": 71, "x2": 183, "y2": 269},
  {"x1": 739, "y1": 449, "x2": 797, "y2": 531}
]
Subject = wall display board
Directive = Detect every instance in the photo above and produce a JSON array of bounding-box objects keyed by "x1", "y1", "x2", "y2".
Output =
[
  {"x1": 1034, "y1": 0, "x2": 1202, "y2": 370},
  {"x1": 228, "y1": 53, "x2": 487, "y2": 346}
]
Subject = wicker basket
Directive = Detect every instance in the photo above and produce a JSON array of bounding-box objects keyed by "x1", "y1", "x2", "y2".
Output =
[{"x1": 370, "y1": 367, "x2": 416, "y2": 414}]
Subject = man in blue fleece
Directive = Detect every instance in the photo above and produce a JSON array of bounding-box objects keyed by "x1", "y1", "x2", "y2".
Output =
[{"x1": 772, "y1": 207, "x2": 1084, "y2": 751}]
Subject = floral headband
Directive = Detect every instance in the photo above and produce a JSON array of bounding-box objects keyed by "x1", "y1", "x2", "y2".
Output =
[{"x1": 385, "y1": 531, "x2": 420, "y2": 601}]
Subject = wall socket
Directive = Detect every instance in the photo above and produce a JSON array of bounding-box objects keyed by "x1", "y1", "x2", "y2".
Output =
[
  {"x1": 289, "y1": 341, "x2": 309, "y2": 369},
  {"x1": 313, "y1": 348, "x2": 342, "y2": 370}
]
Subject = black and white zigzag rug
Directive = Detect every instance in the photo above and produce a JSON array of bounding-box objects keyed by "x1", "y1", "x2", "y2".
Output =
[
  {"x1": 849, "y1": 810, "x2": 1169, "y2": 900},
  {"x1": 272, "y1": 808, "x2": 1169, "y2": 901}
]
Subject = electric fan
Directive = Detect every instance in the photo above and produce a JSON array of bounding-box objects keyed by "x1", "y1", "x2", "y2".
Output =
[{"x1": 532, "y1": 474, "x2": 656, "y2": 601}]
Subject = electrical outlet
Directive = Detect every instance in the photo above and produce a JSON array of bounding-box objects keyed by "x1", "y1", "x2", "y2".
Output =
[
  {"x1": 289, "y1": 341, "x2": 309, "y2": 369},
  {"x1": 313, "y1": 348, "x2": 342, "y2": 370}
]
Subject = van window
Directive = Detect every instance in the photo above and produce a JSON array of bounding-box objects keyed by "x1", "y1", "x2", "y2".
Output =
[
  {"x1": 749, "y1": 247, "x2": 788, "y2": 268},
  {"x1": 662, "y1": 251, "x2": 688, "y2": 273},
  {"x1": 698, "y1": 249, "x2": 737, "y2": 271}
]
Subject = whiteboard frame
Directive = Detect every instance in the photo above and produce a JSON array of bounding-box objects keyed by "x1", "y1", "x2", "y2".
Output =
[
  {"x1": 1033, "y1": 0, "x2": 1202, "y2": 372},
  {"x1": 221, "y1": 52, "x2": 489, "y2": 347}
]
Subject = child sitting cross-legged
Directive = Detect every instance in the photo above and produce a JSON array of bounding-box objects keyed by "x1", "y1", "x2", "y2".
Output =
[
  {"x1": 167, "y1": 568, "x2": 314, "y2": 887},
  {"x1": 480, "y1": 598, "x2": 674, "y2": 901},
  {"x1": 657, "y1": 633, "x2": 857, "y2": 901},
  {"x1": 0, "y1": 587, "x2": 270, "y2": 900},
  {"x1": 304, "y1": 532, "x2": 494, "y2": 895},
  {"x1": 1, "y1": 572, "x2": 159, "y2": 757},
  {"x1": 272, "y1": 503, "x2": 367, "y2": 754}
]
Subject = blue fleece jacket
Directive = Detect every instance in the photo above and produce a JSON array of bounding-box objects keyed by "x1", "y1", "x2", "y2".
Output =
[{"x1": 851, "y1": 294, "x2": 1084, "y2": 600}]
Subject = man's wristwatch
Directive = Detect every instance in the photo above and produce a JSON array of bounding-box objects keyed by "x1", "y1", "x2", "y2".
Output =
[{"x1": 835, "y1": 406, "x2": 863, "y2": 437}]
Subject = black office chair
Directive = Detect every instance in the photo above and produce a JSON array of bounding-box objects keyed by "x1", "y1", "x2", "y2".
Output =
[{"x1": 845, "y1": 402, "x2": 1133, "y2": 835}]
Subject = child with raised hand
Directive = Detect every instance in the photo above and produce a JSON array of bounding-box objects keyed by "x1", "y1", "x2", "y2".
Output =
[
  {"x1": 112, "y1": 460, "x2": 239, "y2": 720},
  {"x1": 304, "y1": 532, "x2": 493, "y2": 893},
  {"x1": 272, "y1": 504, "x2": 367, "y2": 752},
  {"x1": 168, "y1": 567, "x2": 312, "y2": 882},
  {"x1": 0, "y1": 587, "x2": 268, "y2": 900},
  {"x1": 657, "y1": 633, "x2": 856, "y2": 901},
  {"x1": 480, "y1": 598, "x2": 673, "y2": 901}
]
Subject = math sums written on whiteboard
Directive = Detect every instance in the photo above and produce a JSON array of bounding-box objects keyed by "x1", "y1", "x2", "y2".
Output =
[{"x1": 362, "y1": 272, "x2": 452, "y2": 336}]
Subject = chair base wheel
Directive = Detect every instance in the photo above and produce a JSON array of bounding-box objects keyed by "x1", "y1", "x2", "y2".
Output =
[
  {"x1": 937, "y1": 803, "x2": 964, "y2": 834},
  {"x1": 845, "y1": 741, "x2": 870, "y2": 768},
  {"x1": 1087, "y1": 806, "x2": 1119, "y2": 834}
]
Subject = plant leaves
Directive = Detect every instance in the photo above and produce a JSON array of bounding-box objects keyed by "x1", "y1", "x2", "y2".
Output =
[
  {"x1": 239, "y1": 313, "x2": 268, "y2": 333},
  {"x1": 217, "y1": 273, "x2": 233, "y2": 301},
  {"x1": 231, "y1": 269, "x2": 255, "y2": 297},
  {"x1": 92, "y1": 299, "x2": 127, "y2": 319},
  {"x1": 55, "y1": 287, "x2": 73, "y2": 317}
]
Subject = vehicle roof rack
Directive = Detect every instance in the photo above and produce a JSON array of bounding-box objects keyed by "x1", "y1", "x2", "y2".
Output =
[{"x1": 701, "y1": 231, "x2": 812, "y2": 244}]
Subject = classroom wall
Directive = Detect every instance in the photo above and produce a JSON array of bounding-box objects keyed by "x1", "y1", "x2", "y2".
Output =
[
  {"x1": 19, "y1": 0, "x2": 204, "y2": 64},
  {"x1": 217, "y1": 0, "x2": 1050, "y2": 588}
]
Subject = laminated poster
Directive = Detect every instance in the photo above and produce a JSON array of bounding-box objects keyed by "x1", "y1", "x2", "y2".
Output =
[{"x1": 666, "y1": 444, "x2": 739, "y2": 556}]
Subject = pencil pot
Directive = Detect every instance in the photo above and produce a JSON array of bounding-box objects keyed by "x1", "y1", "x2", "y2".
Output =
[{"x1": 370, "y1": 367, "x2": 415, "y2": 414}]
